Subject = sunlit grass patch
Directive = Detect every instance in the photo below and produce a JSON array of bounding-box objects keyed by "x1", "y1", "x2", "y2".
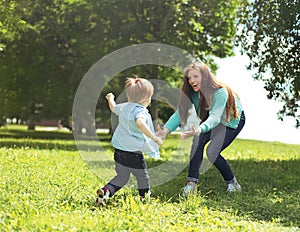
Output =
[{"x1": 0, "y1": 127, "x2": 299, "y2": 231}]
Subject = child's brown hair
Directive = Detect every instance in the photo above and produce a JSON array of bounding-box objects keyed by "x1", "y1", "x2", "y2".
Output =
[{"x1": 125, "y1": 77, "x2": 154, "y2": 104}]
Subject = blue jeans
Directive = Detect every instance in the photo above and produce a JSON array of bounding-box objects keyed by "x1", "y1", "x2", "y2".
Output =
[
  {"x1": 105, "y1": 149, "x2": 150, "y2": 197},
  {"x1": 188, "y1": 111, "x2": 245, "y2": 183}
]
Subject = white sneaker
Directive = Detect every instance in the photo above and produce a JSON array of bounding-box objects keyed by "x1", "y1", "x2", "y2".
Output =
[
  {"x1": 182, "y1": 181, "x2": 197, "y2": 197},
  {"x1": 227, "y1": 182, "x2": 242, "y2": 193},
  {"x1": 96, "y1": 188, "x2": 110, "y2": 206}
]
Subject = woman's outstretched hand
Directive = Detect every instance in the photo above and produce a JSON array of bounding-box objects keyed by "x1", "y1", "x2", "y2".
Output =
[
  {"x1": 156, "y1": 124, "x2": 169, "y2": 140},
  {"x1": 181, "y1": 124, "x2": 199, "y2": 140}
]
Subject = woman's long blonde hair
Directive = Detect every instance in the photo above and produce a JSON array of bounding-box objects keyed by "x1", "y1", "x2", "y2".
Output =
[{"x1": 178, "y1": 61, "x2": 239, "y2": 125}]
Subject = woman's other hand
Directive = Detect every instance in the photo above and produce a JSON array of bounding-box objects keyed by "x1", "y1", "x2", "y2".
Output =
[{"x1": 181, "y1": 124, "x2": 199, "y2": 140}]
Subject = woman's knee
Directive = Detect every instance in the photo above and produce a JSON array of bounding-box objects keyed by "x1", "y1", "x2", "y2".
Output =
[{"x1": 206, "y1": 146, "x2": 220, "y2": 163}]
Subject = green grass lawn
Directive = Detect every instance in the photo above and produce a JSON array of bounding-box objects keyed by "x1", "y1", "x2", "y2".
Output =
[{"x1": 1, "y1": 125, "x2": 299, "y2": 231}]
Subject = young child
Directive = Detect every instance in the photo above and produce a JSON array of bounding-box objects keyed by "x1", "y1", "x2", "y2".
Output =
[{"x1": 96, "y1": 77, "x2": 163, "y2": 206}]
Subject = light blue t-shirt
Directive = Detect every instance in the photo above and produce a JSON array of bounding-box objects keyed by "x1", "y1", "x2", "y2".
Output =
[{"x1": 111, "y1": 102, "x2": 160, "y2": 159}]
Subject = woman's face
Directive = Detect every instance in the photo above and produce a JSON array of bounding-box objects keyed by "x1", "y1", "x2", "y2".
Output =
[{"x1": 187, "y1": 68, "x2": 202, "y2": 92}]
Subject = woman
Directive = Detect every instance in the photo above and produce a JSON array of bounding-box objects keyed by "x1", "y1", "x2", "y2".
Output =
[{"x1": 157, "y1": 61, "x2": 246, "y2": 195}]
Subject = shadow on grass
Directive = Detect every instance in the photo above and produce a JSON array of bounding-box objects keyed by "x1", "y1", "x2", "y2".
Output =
[
  {"x1": 151, "y1": 159, "x2": 300, "y2": 227},
  {"x1": 0, "y1": 128, "x2": 112, "y2": 151},
  {"x1": 0, "y1": 129, "x2": 74, "y2": 140},
  {"x1": 0, "y1": 128, "x2": 112, "y2": 140},
  {"x1": 0, "y1": 140, "x2": 114, "y2": 152}
]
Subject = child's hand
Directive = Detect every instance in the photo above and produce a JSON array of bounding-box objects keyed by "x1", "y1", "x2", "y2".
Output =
[
  {"x1": 156, "y1": 125, "x2": 168, "y2": 140},
  {"x1": 153, "y1": 136, "x2": 163, "y2": 146},
  {"x1": 106, "y1": 93, "x2": 115, "y2": 101}
]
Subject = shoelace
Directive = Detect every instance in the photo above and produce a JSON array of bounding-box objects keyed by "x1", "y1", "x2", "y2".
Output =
[{"x1": 183, "y1": 185, "x2": 193, "y2": 195}]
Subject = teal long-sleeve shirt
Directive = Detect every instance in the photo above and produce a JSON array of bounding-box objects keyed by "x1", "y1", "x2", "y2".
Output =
[{"x1": 164, "y1": 88, "x2": 243, "y2": 133}]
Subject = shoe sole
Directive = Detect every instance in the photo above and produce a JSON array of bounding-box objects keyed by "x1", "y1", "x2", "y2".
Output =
[
  {"x1": 96, "y1": 189, "x2": 106, "y2": 206},
  {"x1": 227, "y1": 186, "x2": 242, "y2": 193}
]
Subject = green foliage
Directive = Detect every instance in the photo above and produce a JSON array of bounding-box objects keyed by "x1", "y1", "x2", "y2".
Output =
[
  {"x1": 236, "y1": 0, "x2": 300, "y2": 127},
  {"x1": 0, "y1": 0, "x2": 102, "y2": 124},
  {"x1": 0, "y1": 0, "x2": 243, "y2": 128},
  {"x1": 1, "y1": 125, "x2": 299, "y2": 231},
  {"x1": 0, "y1": 0, "x2": 28, "y2": 51}
]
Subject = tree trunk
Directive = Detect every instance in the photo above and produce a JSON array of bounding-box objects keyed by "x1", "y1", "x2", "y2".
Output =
[{"x1": 27, "y1": 117, "x2": 35, "y2": 130}]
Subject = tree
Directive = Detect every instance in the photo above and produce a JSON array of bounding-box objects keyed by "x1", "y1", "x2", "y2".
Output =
[
  {"x1": 0, "y1": 0, "x2": 106, "y2": 130},
  {"x1": 0, "y1": 0, "x2": 28, "y2": 126},
  {"x1": 0, "y1": 0, "x2": 243, "y2": 131},
  {"x1": 236, "y1": 0, "x2": 300, "y2": 127},
  {"x1": 93, "y1": 0, "x2": 243, "y2": 123}
]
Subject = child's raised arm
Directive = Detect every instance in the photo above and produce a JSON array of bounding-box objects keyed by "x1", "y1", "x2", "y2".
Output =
[{"x1": 106, "y1": 93, "x2": 116, "y2": 112}]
